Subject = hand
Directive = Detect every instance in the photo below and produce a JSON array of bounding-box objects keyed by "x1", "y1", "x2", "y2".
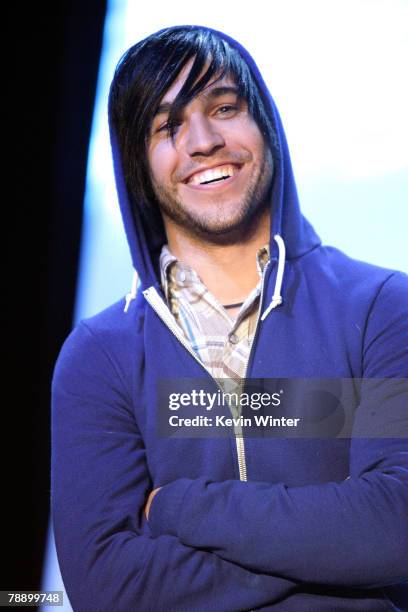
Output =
[{"x1": 144, "y1": 486, "x2": 162, "y2": 520}]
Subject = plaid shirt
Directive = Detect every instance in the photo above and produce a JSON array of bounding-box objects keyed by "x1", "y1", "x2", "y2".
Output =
[{"x1": 160, "y1": 244, "x2": 270, "y2": 408}]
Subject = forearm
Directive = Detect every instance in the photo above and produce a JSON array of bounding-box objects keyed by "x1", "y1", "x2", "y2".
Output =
[
  {"x1": 148, "y1": 465, "x2": 408, "y2": 587},
  {"x1": 53, "y1": 512, "x2": 298, "y2": 612}
]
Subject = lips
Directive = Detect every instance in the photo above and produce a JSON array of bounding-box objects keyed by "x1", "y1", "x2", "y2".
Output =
[{"x1": 184, "y1": 163, "x2": 241, "y2": 186}]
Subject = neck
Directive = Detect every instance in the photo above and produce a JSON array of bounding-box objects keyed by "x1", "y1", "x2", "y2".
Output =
[{"x1": 164, "y1": 209, "x2": 270, "y2": 305}]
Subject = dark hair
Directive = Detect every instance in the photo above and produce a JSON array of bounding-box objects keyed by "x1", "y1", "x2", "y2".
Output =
[{"x1": 109, "y1": 25, "x2": 277, "y2": 239}]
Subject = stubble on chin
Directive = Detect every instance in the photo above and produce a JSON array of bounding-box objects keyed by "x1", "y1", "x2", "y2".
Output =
[{"x1": 151, "y1": 149, "x2": 274, "y2": 245}]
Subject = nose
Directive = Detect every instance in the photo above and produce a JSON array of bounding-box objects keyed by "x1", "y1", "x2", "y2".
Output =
[{"x1": 184, "y1": 112, "x2": 225, "y2": 157}]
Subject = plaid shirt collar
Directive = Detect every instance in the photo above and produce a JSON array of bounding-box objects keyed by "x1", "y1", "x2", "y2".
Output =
[
  {"x1": 160, "y1": 243, "x2": 270, "y2": 307},
  {"x1": 159, "y1": 243, "x2": 270, "y2": 387}
]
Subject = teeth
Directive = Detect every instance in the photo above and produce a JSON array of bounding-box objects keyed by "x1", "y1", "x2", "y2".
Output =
[{"x1": 188, "y1": 164, "x2": 237, "y2": 185}]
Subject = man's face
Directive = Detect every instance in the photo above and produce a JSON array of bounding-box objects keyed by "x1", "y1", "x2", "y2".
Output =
[{"x1": 147, "y1": 59, "x2": 273, "y2": 242}]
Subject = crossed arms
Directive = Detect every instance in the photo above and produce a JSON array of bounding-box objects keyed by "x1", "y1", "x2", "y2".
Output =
[{"x1": 52, "y1": 272, "x2": 408, "y2": 611}]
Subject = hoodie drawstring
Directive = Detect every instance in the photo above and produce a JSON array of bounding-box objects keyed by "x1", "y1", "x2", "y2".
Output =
[
  {"x1": 124, "y1": 270, "x2": 139, "y2": 313},
  {"x1": 261, "y1": 234, "x2": 286, "y2": 321},
  {"x1": 124, "y1": 235, "x2": 285, "y2": 316}
]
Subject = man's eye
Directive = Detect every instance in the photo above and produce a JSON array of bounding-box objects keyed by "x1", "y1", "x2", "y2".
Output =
[
  {"x1": 157, "y1": 121, "x2": 170, "y2": 133},
  {"x1": 156, "y1": 120, "x2": 182, "y2": 134},
  {"x1": 217, "y1": 104, "x2": 238, "y2": 115}
]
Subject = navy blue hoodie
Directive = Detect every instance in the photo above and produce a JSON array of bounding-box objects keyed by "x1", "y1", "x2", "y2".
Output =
[{"x1": 51, "y1": 27, "x2": 408, "y2": 611}]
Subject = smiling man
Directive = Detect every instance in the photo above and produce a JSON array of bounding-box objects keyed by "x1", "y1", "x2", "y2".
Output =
[
  {"x1": 52, "y1": 26, "x2": 408, "y2": 611},
  {"x1": 146, "y1": 59, "x2": 274, "y2": 320},
  {"x1": 147, "y1": 63, "x2": 273, "y2": 239}
]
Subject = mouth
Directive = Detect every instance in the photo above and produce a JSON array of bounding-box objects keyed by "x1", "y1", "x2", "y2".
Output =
[{"x1": 184, "y1": 164, "x2": 241, "y2": 188}]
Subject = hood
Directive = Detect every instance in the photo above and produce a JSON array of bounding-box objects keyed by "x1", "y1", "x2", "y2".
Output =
[{"x1": 108, "y1": 26, "x2": 321, "y2": 296}]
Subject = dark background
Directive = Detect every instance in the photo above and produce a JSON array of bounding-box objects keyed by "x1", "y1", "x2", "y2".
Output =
[{"x1": 5, "y1": 1, "x2": 107, "y2": 596}]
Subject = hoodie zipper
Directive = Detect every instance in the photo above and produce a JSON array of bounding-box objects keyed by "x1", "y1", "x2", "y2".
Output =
[
  {"x1": 234, "y1": 259, "x2": 271, "y2": 482},
  {"x1": 143, "y1": 261, "x2": 271, "y2": 483}
]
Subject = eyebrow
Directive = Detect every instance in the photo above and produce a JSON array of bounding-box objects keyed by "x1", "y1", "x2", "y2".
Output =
[{"x1": 153, "y1": 86, "x2": 241, "y2": 118}]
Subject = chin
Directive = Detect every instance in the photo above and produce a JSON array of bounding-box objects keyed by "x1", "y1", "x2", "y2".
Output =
[{"x1": 181, "y1": 207, "x2": 264, "y2": 244}]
